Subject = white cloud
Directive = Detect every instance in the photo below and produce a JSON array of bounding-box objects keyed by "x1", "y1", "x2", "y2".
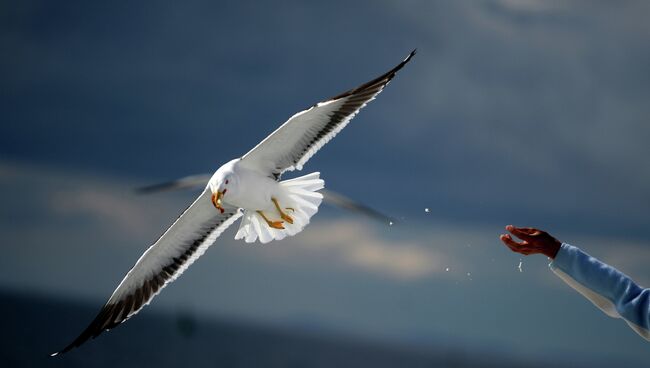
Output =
[
  {"x1": 49, "y1": 188, "x2": 153, "y2": 239},
  {"x1": 0, "y1": 159, "x2": 188, "y2": 243},
  {"x1": 496, "y1": 0, "x2": 559, "y2": 12},
  {"x1": 257, "y1": 220, "x2": 448, "y2": 281}
]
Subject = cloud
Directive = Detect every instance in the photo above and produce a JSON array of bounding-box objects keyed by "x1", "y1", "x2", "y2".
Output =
[
  {"x1": 0, "y1": 159, "x2": 189, "y2": 243},
  {"x1": 0, "y1": 159, "x2": 446, "y2": 283},
  {"x1": 2, "y1": 159, "x2": 649, "y2": 364},
  {"x1": 249, "y1": 220, "x2": 449, "y2": 281},
  {"x1": 49, "y1": 188, "x2": 152, "y2": 239},
  {"x1": 494, "y1": 0, "x2": 566, "y2": 13}
]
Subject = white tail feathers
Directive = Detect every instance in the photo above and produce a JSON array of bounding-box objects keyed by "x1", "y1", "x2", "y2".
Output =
[{"x1": 234, "y1": 172, "x2": 324, "y2": 244}]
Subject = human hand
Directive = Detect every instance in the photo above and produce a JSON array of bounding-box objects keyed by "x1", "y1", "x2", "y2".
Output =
[{"x1": 500, "y1": 225, "x2": 562, "y2": 259}]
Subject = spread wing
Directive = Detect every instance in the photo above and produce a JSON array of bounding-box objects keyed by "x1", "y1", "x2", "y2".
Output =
[
  {"x1": 53, "y1": 189, "x2": 242, "y2": 355},
  {"x1": 240, "y1": 50, "x2": 415, "y2": 178}
]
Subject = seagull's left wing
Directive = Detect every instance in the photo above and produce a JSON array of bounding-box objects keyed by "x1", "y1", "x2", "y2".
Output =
[
  {"x1": 53, "y1": 189, "x2": 241, "y2": 355},
  {"x1": 240, "y1": 50, "x2": 415, "y2": 178}
]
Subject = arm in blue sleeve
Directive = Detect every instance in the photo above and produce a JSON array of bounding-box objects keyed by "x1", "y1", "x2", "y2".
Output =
[{"x1": 550, "y1": 243, "x2": 650, "y2": 340}]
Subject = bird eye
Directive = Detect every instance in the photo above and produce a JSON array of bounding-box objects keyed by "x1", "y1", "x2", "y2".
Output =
[{"x1": 225, "y1": 180, "x2": 229, "y2": 184}]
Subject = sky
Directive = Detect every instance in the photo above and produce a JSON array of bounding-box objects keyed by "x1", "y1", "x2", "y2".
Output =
[{"x1": 1, "y1": 0, "x2": 650, "y2": 366}]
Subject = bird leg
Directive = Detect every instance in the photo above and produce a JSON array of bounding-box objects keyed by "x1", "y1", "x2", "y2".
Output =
[
  {"x1": 257, "y1": 210, "x2": 285, "y2": 229},
  {"x1": 271, "y1": 197, "x2": 294, "y2": 224}
]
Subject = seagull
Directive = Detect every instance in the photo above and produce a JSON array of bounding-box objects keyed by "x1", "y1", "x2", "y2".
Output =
[
  {"x1": 53, "y1": 50, "x2": 415, "y2": 355},
  {"x1": 135, "y1": 175, "x2": 397, "y2": 225}
]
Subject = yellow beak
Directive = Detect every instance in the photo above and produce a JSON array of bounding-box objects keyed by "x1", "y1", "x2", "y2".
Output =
[{"x1": 211, "y1": 191, "x2": 224, "y2": 213}]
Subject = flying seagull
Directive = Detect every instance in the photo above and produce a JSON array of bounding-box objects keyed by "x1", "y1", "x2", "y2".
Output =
[
  {"x1": 53, "y1": 49, "x2": 415, "y2": 355},
  {"x1": 135, "y1": 175, "x2": 397, "y2": 225}
]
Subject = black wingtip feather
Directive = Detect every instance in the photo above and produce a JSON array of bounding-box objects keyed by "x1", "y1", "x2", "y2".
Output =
[
  {"x1": 51, "y1": 302, "x2": 114, "y2": 356},
  {"x1": 52, "y1": 211, "x2": 236, "y2": 356},
  {"x1": 328, "y1": 49, "x2": 417, "y2": 101}
]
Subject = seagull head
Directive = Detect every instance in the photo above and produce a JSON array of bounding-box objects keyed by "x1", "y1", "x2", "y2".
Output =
[{"x1": 209, "y1": 160, "x2": 239, "y2": 213}]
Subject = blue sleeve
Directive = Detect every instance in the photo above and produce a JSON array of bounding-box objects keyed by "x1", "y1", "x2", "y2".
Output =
[{"x1": 550, "y1": 243, "x2": 650, "y2": 340}]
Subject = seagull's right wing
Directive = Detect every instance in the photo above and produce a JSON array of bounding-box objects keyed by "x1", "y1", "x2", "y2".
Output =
[
  {"x1": 239, "y1": 50, "x2": 415, "y2": 178},
  {"x1": 53, "y1": 189, "x2": 242, "y2": 355}
]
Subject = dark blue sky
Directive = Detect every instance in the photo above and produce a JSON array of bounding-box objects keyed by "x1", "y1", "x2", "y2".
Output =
[
  {"x1": 2, "y1": 0, "x2": 650, "y2": 365},
  {"x1": 3, "y1": 0, "x2": 649, "y2": 237}
]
